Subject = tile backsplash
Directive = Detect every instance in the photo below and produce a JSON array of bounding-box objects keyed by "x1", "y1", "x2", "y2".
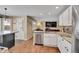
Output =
[{"x1": 63, "y1": 26, "x2": 73, "y2": 34}]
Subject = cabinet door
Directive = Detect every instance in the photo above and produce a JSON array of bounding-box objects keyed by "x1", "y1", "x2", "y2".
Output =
[
  {"x1": 59, "y1": 6, "x2": 72, "y2": 26},
  {"x1": 63, "y1": 39, "x2": 71, "y2": 53},
  {"x1": 15, "y1": 17, "x2": 24, "y2": 40},
  {"x1": 44, "y1": 34, "x2": 50, "y2": 46},
  {"x1": 57, "y1": 35, "x2": 63, "y2": 52},
  {"x1": 44, "y1": 37, "x2": 50, "y2": 45},
  {"x1": 58, "y1": 39, "x2": 61, "y2": 51},
  {"x1": 59, "y1": 15, "x2": 63, "y2": 26},
  {"x1": 63, "y1": 9, "x2": 69, "y2": 26},
  {"x1": 68, "y1": 6, "x2": 72, "y2": 26},
  {"x1": 50, "y1": 34, "x2": 57, "y2": 46},
  {"x1": 58, "y1": 38, "x2": 65, "y2": 53},
  {"x1": 65, "y1": 6, "x2": 72, "y2": 26},
  {"x1": 61, "y1": 39, "x2": 67, "y2": 53},
  {"x1": 3, "y1": 33, "x2": 15, "y2": 48},
  {"x1": 44, "y1": 34, "x2": 57, "y2": 47}
]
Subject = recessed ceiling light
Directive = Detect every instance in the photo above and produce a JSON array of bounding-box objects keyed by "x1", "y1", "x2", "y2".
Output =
[{"x1": 56, "y1": 7, "x2": 59, "y2": 9}]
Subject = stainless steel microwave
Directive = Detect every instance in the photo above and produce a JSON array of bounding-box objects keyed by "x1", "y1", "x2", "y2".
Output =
[{"x1": 45, "y1": 22, "x2": 57, "y2": 27}]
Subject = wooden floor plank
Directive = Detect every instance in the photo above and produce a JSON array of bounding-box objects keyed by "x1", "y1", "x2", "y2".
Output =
[{"x1": 9, "y1": 39, "x2": 60, "y2": 53}]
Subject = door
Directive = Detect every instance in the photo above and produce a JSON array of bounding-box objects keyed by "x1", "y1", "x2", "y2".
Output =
[{"x1": 15, "y1": 17, "x2": 24, "y2": 40}]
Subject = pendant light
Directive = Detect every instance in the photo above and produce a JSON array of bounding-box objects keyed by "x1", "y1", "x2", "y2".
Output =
[
  {"x1": 4, "y1": 8, "x2": 7, "y2": 21},
  {"x1": 4, "y1": 8, "x2": 10, "y2": 25}
]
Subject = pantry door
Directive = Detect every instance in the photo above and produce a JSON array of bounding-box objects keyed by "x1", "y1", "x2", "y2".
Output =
[{"x1": 15, "y1": 17, "x2": 24, "y2": 40}]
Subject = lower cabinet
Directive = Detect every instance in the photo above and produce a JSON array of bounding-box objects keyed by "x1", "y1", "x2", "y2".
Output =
[
  {"x1": 44, "y1": 33, "x2": 57, "y2": 47},
  {"x1": 57, "y1": 35, "x2": 63, "y2": 52},
  {"x1": 58, "y1": 35, "x2": 71, "y2": 53},
  {"x1": 2, "y1": 33, "x2": 15, "y2": 48},
  {"x1": 62, "y1": 39, "x2": 71, "y2": 53}
]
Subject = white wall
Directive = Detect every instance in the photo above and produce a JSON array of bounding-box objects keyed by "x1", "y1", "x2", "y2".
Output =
[
  {"x1": 34, "y1": 16, "x2": 59, "y2": 21},
  {"x1": 32, "y1": 16, "x2": 59, "y2": 31},
  {"x1": 27, "y1": 16, "x2": 33, "y2": 40}
]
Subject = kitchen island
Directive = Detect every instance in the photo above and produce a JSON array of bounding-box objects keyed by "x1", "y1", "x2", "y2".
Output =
[{"x1": 0, "y1": 31, "x2": 16, "y2": 48}]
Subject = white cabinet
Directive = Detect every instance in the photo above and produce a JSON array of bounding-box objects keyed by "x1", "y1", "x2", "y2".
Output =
[
  {"x1": 59, "y1": 15, "x2": 63, "y2": 26},
  {"x1": 59, "y1": 6, "x2": 72, "y2": 26},
  {"x1": 57, "y1": 35, "x2": 63, "y2": 52},
  {"x1": 57, "y1": 35, "x2": 71, "y2": 53},
  {"x1": 44, "y1": 33, "x2": 57, "y2": 47},
  {"x1": 63, "y1": 39, "x2": 71, "y2": 53}
]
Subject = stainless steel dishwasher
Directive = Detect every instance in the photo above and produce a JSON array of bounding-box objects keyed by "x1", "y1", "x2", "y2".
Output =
[{"x1": 34, "y1": 31, "x2": 44, "y2": 45}]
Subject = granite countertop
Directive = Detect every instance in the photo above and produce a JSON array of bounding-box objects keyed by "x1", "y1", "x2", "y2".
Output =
[
  {"x1": 34, "y1": 30, "x2": 72, "y2": 43},
  {"x1": 0, "y1": 31, "x2": 18, "y2": 35},
  {"x1": 45, "y1": 31, "x2": 71, "y2": 36},
  {"x1": 63, "y1": 36, "x2": 72, "y2": 44},
  {"x1": 57, "y1": 32, "x2": 72, "y2": 44},
  {"x1": 57, "y1": 32, "x2": 72, "y2": 38}
]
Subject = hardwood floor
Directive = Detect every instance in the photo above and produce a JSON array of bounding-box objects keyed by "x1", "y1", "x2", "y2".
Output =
[{"x1": 9, "y1": 39, "x2": 60, "y2": 53}]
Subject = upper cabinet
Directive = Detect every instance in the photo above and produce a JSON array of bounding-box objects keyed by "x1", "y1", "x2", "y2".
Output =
[{"x1": 59, "y1": 6, "x2": 72, "y2": 26}]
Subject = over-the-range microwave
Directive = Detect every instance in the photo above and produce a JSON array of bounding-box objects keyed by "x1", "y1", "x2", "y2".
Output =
[{"x1": 45, "y1": 22, "x2": 57, "y2": 27}]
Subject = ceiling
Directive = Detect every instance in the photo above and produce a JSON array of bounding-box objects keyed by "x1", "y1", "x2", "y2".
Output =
[{"x1": 0, "y1": 5, "x2": 69, "y2": 18}]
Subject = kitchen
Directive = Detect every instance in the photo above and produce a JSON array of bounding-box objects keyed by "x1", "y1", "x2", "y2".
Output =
[
  {"x1": 0, "y1": 5, "x2": 78, "y2": 53},
  {"x1": 33, "y1": 6, "x2": 73, "y2": 53}
]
